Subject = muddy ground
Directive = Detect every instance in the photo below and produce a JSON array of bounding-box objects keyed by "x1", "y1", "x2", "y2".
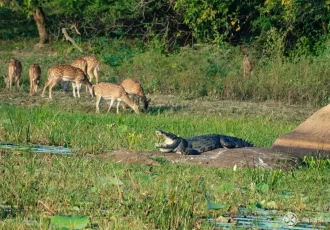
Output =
[{"x1": 93, "y1": 147, "x2": 301, "y2": 170}]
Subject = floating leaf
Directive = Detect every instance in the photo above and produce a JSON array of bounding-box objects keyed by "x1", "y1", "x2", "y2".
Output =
[
  {"x1": 256, "y1": 182, "x2": 269, "y2": 193},
  {"x1": 50, "y1": 214, "x2": 89, "y2": 229},
  {"x1": 218, "y1": 183, "x2": 234, "y2": 193},
  {"x1": 97, "y1": 176, "x2": 124, "y2": 186},
  {"x1": 109, "y1": 177, "x2": 124, "y2": 186},
  {"x1": 2, "y1": 119, "x2": 11, "y2": 124},
  {"x1": 256, "y1": 202, "x2": 263, "y2": 208},
  {"x1": 90, "y1": 187, "x2": 97, "y2": 193},
  {"x1": 277, "y1": 190, "x2": 294, "y2": 199},
  {"x1": 117, "y1": 125, "x2": 128, "y2": 134},
  {"x1": 71, "y1": 206, "x2": 80, "y2": 211},
  {"x1": 206, "y1": 197, "x2": 228, "y2": 210},
  {"x1": 141, "y1": 175, "x2": 153, "y2": 184}
]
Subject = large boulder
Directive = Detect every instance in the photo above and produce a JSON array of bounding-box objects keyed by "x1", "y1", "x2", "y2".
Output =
[{"x1": 271, "y1": 104, "x2": 330, "y2": 158}]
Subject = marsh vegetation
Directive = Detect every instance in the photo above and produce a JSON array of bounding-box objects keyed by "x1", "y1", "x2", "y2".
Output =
[{"x1": 2, "y1": 1, "x2": 330, "y2": 226}]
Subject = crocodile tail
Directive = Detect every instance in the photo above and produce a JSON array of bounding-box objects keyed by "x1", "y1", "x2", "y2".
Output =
[
  {"x1": 241, "y1": 138, "x2": 254, "y2": 147},
  {"x1": 235, "y1": 137, "x2": 254, "y2": 147},
  {"x1": 220, "y1": 136, "x2": 254, "y2": 148}
]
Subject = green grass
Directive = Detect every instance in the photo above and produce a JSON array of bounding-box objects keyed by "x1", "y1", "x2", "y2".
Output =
[
  {"x1": 1, "y1": 152, "x2": 330, "y2": 229},
  {"x1": 0, "y1": 39, "x2": 329, "y2": 229},
  {"x1": 0, "y1": 91, "x2": 327, "y2": 229},
  {"x1": 0, "y1": 98, "x2": 299, "y2": 154}
]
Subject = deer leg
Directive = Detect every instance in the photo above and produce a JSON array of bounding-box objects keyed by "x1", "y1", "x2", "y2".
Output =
[
  {"x1": 95, "y1": 95, "x2": 102, "y2": 113},
  {"x1": 29, "y1": 79, "x2": 33, "y2": 95},
  {"x1": 16, "y1": 79, "x2": 20, "y2": 89},
  {"x1": 48, "y1": 80, "x2": 58, "y2": 99},
  {"x1": 35, "y1": 81, "x2": 38, "y2": 93},
  {"x1": 72, "y1": 82, "x2": 77, "y2": 97},
  {"x1": 93, "y1": 67, "x2": 99, "y2": 84},
  {"x1": 86, "y1": 68, "x2": 94, "y2": 92},
  {"x1": 41, "y1": 80, "x2": 52, "y2": 97},
  {"x1": 121, "y1": 101, "x2": 126, "y2": 110},
  {"x1": 116, "y1": 100, "x2": 122, "y2": 114},
  {"x1": 76, "y1": 82, "x2": 82, "y2": 98},
  {"x1": 107, "y1": 99, "x2": 116, "y2": 113},
  {"x1": 8, "y1": 77, "x2": 12, "y2": 90}
]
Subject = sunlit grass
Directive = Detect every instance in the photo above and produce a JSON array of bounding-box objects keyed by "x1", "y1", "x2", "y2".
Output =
[{"x1": 0, "y1": 39, "x2": 329, "y2": 229}]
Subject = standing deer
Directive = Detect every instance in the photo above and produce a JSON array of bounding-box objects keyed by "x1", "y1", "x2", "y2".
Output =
[
  {"x1": 242, "y1": 53, "x2": 253, "y2": 78},
  {"x1": 93, "y1": 82, "x2": 139, "y2": 114},
  {"x1": 5, "y1": 58, "x2": 22, "y2": 89},
  {"x1": 83, "y1": 56, "x2": 99, "y2": 84},
  {"x1": 71, "y1": 57, "x2": 88, "y2": 74},
  {"x1": 41, "y1": 65, "x2": 93, "y2": 99},
  {"x1": 120, "y1": 78, "x2": 150, "y2": 110},
  {"x1": 29, "y1": 64, "x2": 41, "y2": 95},
  {"x1": 62, "y1": 57, "x2": 88, "y2": 92}
]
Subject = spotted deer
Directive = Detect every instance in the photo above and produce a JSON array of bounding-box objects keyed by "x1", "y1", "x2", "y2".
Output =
[
  {"x1": 120, "y1": 78, "x2": 150, "y2": 110},
  {"x1": 71, "y1": 57, "x2": 88, "y2": 74},
  {"x1": 242, "y1": 53, "x2": 253, "y2": 78},
  {"x1": 62, "y1": 57, "x2": 88, "y2": 92},
  {"x1": 29, "y1": 64, "x2": 41, "y2": 95},
  {"x1": 41, "y1": 65, "x2": 93, "y2": 99},
  {"x1": 5, "y1": 58, "x2": 22, "y2": 89},
  {"x1": 82, "y1": 56, "x2": 99, "y2": 84},
  {"x1": 93, "y1": 82, "x2": 139, "y2": 114}
]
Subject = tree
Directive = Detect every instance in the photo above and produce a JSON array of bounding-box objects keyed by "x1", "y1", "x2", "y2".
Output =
[
  {"x1": 0, "y1": 0, "x2": 49, "y2": 46},
  {"x1": 33, "y1": 6, "x2": 48, "y2": 46}
]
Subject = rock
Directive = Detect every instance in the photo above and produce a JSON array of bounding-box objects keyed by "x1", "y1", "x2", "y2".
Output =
[{"x1": 272, "y1": 104, "x2": 330, "y2": 158}]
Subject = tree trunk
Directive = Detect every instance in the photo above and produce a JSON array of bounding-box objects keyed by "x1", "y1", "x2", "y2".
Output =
[{"x1": 33, "y1": 7, "x2": 49, "y2": 46}]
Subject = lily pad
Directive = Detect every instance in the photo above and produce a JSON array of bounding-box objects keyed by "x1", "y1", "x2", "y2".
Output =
[
  {"x1": 50, "y1": 214, "x2": 89, "y2": 229},
  {"x1": 206, "y1": 197, "x2": 228, "y2": 210}
]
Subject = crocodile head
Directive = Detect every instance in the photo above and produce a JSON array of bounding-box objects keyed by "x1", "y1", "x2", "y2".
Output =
[{"x1": 155, "y1": 130, "x2": 182, "y2": 153}]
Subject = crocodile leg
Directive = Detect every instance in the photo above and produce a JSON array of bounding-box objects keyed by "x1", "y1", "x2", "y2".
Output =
[
  {"x1": 181, "y1": 148, "x2": 201, "y2": 155},
  {"x1": 155, "y1": 141, "x2": 180, "y2": 149}
]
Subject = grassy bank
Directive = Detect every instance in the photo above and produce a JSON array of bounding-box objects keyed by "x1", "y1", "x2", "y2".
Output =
[
  {"x1": 1, "y1": 38, "x2": 330, "y2": 106},
  {"x1": 0, "y1": 89, "x2": 326, "y2": 228},
  {"x1": 0, "y1": 90, "x2": 312, "y2": 154},
  {"x1": 0, "y1": 39, "x2": 329, "y2": 229}
]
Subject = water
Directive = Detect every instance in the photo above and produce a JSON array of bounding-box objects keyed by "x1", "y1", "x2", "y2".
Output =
[
  {"x1": 0, "y1": 144, "x2": 73, "y2": 155},
  {"x1": 209, "y1": 208, "x2": 329, "y2": 229}
]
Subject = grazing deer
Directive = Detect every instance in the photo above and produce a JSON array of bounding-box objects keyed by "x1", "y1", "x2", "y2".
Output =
[
  {"x1": 82, "y1": 56, "x2": 99, "y2": 84},
  {"x1": 242, "y1": 53, "x2": 253, "y2": 78},
  {"x1": 71, "y1": 57, "x2": 88, "y2": 74},
  {"x1": 5, "y1": 58, "x2": 22, "y2": 89},
  {"x1": 29, "y1": 64, "x2": 41, "y2": 95},
  {"x1": 41, "y1": 65, "x2": 93, "y2": 99},
  {"x1": 62, "y1": 57, "x2": 88, "y2": 92},
  {"x1": 120, "y1": 78, "x2": 150, "y2": 110},
  {"x1": 93, "y1": 82, "x2": 139, "y2": 114}
]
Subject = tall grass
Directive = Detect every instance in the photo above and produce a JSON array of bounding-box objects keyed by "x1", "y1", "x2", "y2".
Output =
[{"x1": 1, "y1": 39, "x2": 330, "y2": 106}]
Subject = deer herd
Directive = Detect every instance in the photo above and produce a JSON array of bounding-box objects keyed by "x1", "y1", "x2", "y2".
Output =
[{"x1": 4, "y1": 56, "x2": 150, "y2": 115}]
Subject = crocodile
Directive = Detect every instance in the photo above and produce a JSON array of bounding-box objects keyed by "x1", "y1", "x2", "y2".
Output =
[{"x1": 155, "y1": 130, "x2": 254, "y2": 155}]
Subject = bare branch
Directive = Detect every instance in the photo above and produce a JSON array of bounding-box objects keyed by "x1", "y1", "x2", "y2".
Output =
[{"x1": 61, "y1": 27, "x2": 83, "y2": 52}]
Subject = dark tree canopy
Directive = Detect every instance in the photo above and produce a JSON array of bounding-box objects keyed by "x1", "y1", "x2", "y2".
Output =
[{"x1": 1, "y1": 0, "x2": 330, "y2": 55}]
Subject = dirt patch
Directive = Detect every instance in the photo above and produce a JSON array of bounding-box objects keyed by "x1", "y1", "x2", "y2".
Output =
[{"x1": 93, "y1": 147, "x2": 300, "y2": 170}]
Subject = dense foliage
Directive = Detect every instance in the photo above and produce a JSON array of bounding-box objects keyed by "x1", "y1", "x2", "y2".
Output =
[{"x1": 1, "y1": 0, "x2": 330, "y2": 54}]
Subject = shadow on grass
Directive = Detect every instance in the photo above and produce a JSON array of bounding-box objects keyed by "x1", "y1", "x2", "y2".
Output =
[{"x1": 147, "y1": 105, "x2": 187, "y2": 115}]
